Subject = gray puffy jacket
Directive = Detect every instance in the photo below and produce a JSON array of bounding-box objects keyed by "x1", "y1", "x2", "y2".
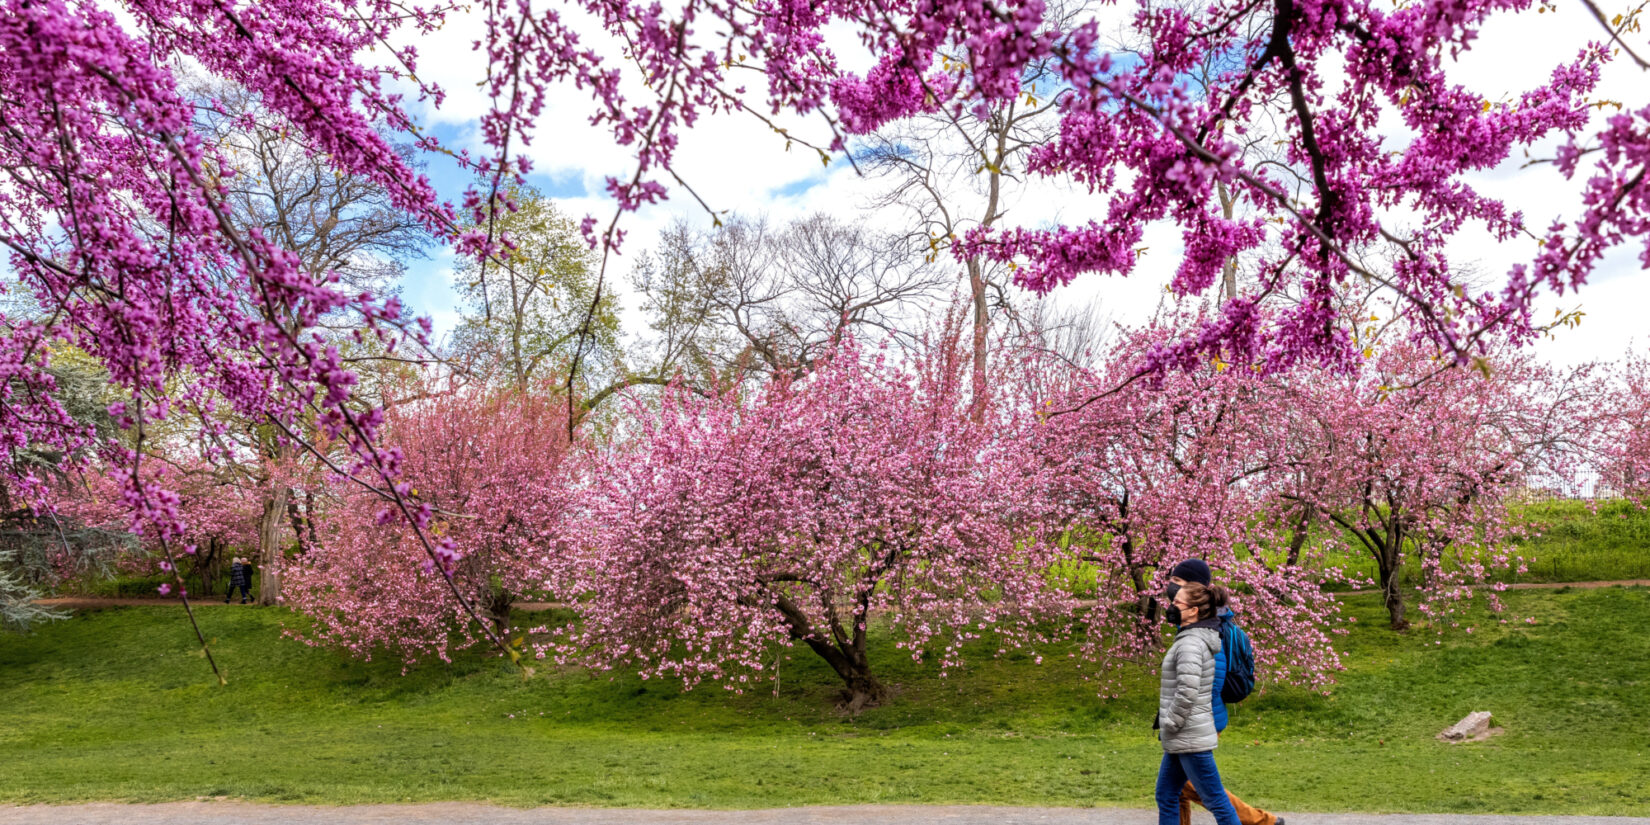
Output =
[{"x1": 1158, "y1": 625, "x2": 1221, "y2": 753}]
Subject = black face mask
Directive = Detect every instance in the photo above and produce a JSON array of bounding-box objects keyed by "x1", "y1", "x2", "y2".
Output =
[{"x1": 1163, "y1": 582, "x2": 1182, "y2": 626}]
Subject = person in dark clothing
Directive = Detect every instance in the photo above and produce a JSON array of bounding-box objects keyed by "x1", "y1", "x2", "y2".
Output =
[{"x1": 225, "y1": 556, "x2": 252, "y2": 604}]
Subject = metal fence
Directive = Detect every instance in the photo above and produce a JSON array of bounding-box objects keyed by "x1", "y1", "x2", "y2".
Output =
[{"x1": 1516, "y1": 469, "x2": 1625, "y2": 502}]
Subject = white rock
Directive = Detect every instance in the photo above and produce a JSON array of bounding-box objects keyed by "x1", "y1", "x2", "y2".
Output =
[{"x1": 1439, "y1": 711, "x2": 1494, "y2": 741}]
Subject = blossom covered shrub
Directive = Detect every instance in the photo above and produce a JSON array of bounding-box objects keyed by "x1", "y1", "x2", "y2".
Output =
[
  {"x1": 81, "y1": 460, "x2": 261, "y2": 592},
  {"x1": 1031, "y1": 318, "x2": 1353, "y2": 693},
  {"x1": 551, "y1": 333, "x2": 1070, "y2": 710},
  {"x1": 1281, "y1": 337, "x2": 1604, "y2": 630},
  {"x1": 1602, "y1": 349, "x2": 1650, "y2": 501},
  {"x1": 283, "y1": 379, "x2": 577, "y2": 665}
]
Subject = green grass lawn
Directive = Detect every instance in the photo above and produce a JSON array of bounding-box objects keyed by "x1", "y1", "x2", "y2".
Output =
[
  {"x1": 1511, "y1": 499, "x2": 1650, "y2": 582},
  {"x1": 1, "y1": 587, "x2": 1647, "y2": 813},
  {"x1": 1309, "y1": 498, "x2": 1650, "y2": 589}
]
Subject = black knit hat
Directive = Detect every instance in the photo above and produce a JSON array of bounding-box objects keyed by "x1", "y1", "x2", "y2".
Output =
[{"x1": 1169, "y1": 559, "x2": 1212, "y2": 586}]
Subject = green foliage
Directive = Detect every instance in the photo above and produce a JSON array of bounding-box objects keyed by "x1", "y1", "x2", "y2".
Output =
[
  {"x1": 18, "y1": 350, "x2": 121, "y2": 469},
  {"x1": 1, "y1": 589, "x2": 1646, "y2": 813},
  {"x1": 452, "y1": 184, "x2": 620, "y2": 392},
  {"x1": 1511, "y1": 499, "x2": 1650, "y2": 582},
  {"x1": 1, "y1": 350, "x2": 132, "y2": 632}
]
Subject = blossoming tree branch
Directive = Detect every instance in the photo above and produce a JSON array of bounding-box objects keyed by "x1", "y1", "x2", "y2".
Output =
[{"x1": 1, "y1": 0, "x2": 1646, "y2": 684}]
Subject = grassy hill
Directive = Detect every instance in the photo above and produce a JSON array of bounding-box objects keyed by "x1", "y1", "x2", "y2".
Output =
[{"x1": 2, "y1": 586, "x2": 1647, "y2": 813}]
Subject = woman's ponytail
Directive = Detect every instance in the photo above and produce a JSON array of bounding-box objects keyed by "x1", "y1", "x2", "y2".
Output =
[
  {"x1": 1178, "y1": 581, "x2": 1228, "y2": 622},
  {"x1": 1207, "y1": 584, "x2": 1230, "y2": 610}
]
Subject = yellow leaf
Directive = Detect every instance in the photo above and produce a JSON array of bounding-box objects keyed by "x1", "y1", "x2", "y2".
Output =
[{"x1": 1481, "y1": 100, "x2": 1492, "y2": 112}]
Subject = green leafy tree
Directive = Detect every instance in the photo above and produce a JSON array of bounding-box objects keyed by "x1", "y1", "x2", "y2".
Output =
[
  {"x1": 453, "y1": 184, "x2": 620, "y2": 394},
  {"x1": 191, "y1": 78, "x2": 432, "y2": 605},
  {"x1": 0, "y1": 350, "x2": 133, "y2": 632}
]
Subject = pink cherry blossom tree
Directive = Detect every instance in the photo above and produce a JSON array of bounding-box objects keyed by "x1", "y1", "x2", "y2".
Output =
[
  {"x1": 282, "y1": 377, "x2": 576, "y2": 665},
  {"x1": 75, "y1": 458, "x2": 263, "y2": 595},
  {"x1": 5, "y1": 0, "x2": 1648, "y2": 670},
  {"x1": 1281, "y1": 335, "x2": 1604, "y2": 630},
  {"x1": 1030, "y1": 315, "x2": 1352, "y2": 693},
  {"x1": 556, "y1": 329, "x2": 1069, "y2": 711},
  {"x1": 1600, "y1": 348, "x2": 1650, "y2": 500}
]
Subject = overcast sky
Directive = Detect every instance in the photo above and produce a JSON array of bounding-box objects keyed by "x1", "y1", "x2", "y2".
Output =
[{"x1": 391, "y1": 1, "x2": 1648, "y2": 369}]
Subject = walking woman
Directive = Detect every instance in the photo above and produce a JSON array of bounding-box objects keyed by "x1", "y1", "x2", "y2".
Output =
[{"x1": 1155, "y1": 581, "x2": 1240, "y2": 825}]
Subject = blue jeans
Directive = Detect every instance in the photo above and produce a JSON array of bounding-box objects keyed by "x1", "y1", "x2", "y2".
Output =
[{"x1": 1156, "y1": 751, "x2": 1239, "y2": 825}]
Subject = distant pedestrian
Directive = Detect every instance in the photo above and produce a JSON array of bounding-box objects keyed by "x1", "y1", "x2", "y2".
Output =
[
  {"x1": 225, "y1": 556, "x2": 252, "y2": 604},
  {"x1": 1165, "y1": 559, "x2": 1281, "y2": 825},
  {"x1": 1155, "y1": 579, "x2": 1239, "y2": 825}
]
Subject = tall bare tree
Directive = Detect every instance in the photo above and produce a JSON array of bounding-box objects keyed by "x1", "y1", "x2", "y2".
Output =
[
  {"x1": 630, "y1": 213, "x2": 949, "y2": 385},
  {"x1": 191, "y1": 80, "x2": 431, "y2": 605},
  {"x1": 854, "y1": 2, "x2": 1088, "y2": 421}
]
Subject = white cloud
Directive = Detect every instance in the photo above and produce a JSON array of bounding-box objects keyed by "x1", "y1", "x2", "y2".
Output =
[{"x1": 1444, "y1": 6, "x2": 1650, "y2": 367}]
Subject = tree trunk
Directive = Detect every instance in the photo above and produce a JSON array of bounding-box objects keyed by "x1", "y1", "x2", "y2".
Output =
[
  {"x1": 1123, "y1": 537, "x2": 1154, "y2": 620},
  {"x1": 837, "y1": 667, "x2": 890, "y2": 714},
  {"x1": 257, "y1": 485, "x2": 290, "y2": 606},
  {"x1": 286, "y1": 490, "x2": 309, "y2": 554},
  {"x1": 769, "y1": 590, "x2": 890, "y2": 712},
  {"x1": 1286, "y1": 503, "x2": 1313, "y2": 567},
  {"x1": 968, "y1": 120, "x2": 1006, "y2": 426},
  {"x1": 198, "y1": 537, "x2": 219, "y2": 597},
  {"x1": 486, "y1": 589, "x2": 514, "y2": 637},
  {"x1": 1217, "y1": 180, "x2": 1238, "y2": 303},
  {"x1": 967, "y1": 258, "x2": 988, "y2": 424},
  {"x1": 1376, "y1": 549, "x2": 1408, "y2": 631},
  {"x1": 802, "y1": 635, "x2": 889, "y2": 713},
  {"x1": 304, "y1": 490, "x2": 318, "y2": 550}
]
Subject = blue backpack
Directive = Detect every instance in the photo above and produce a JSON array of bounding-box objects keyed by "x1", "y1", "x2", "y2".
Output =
[{"x1": 1218, "y1": 616, "x2": 1256, "y2": 704}]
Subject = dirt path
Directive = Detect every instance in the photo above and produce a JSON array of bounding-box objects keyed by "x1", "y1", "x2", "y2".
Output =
[
  {"x1": 1497, "y1": 579, "x2": 1650, "y2": 589},
  {"x1": 37, "y1": 579, "x2": 1650, "y2": 614},
  {"x1": 1, "y1": 804, "x2": 1645, "y2": 825},
  {"x1": 31, "y1": 597, "x2": 259, "y2": 610}
]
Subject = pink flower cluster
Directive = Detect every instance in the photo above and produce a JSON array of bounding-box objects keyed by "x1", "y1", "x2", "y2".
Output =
[
  {"x1": 542, "y1": 329, "x2": 1070, "y2": 708},
  {"x1": 281, "y1": 377, "x2": 578, "y2": 666}
]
